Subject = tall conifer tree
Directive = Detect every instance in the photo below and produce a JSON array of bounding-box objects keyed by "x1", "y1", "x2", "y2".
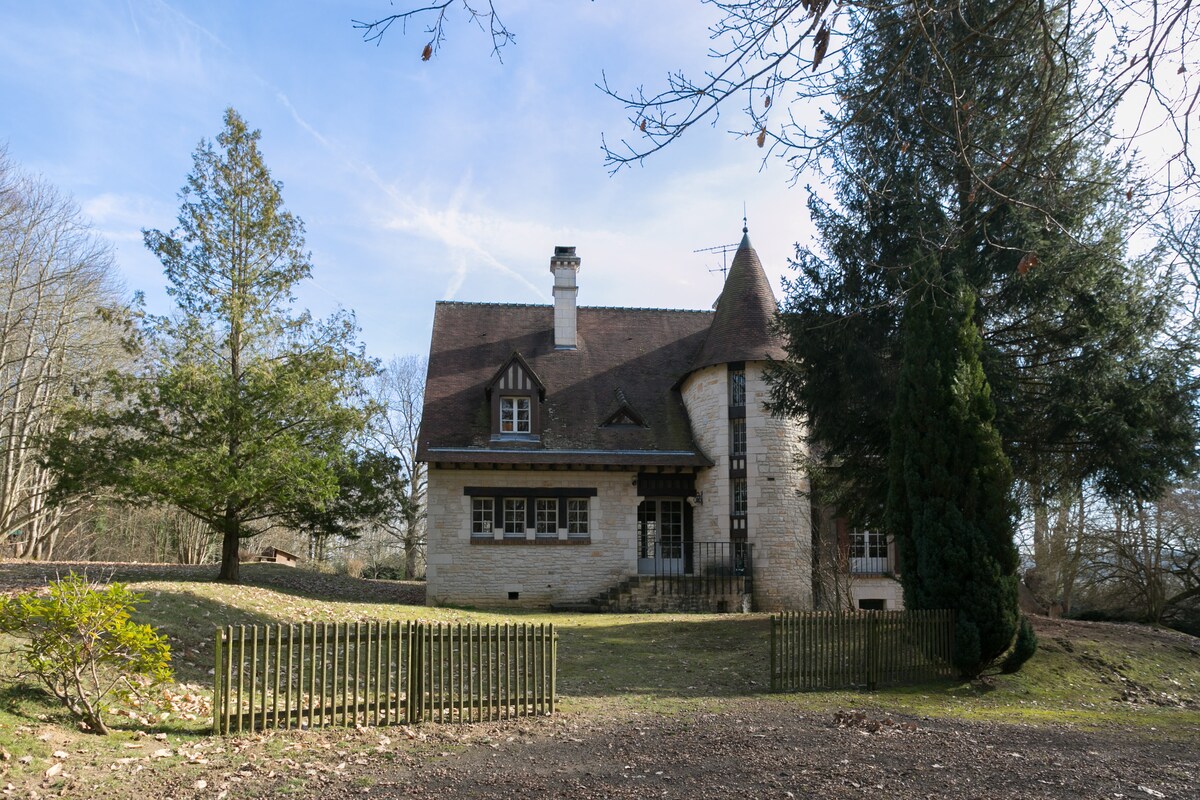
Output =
[
  {"x1": 55, "y1": 109, "x2": 372, "y2": 583},
  {"x1": 767, "y1": 1, "x2": 1196, "y2": 671},
  {"x1": 885, "y1": 261, "x2": 1020, "y2": 675},
  {"x1": 770, "y1": 2, "x2": 1197, "y2": 524}
]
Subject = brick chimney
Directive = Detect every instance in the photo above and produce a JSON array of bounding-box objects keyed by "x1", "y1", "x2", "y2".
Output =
[{"x1": 550, "y1": 245, "x2": 581, "y2": 350}]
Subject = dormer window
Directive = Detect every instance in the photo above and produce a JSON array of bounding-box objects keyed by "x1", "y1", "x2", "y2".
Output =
[
  {"x1": 486, "y1": 351, "x2": 545, "y2": 441},
  {"x1": 500, "y1": 396, "x2": 531, "y2": 434}
]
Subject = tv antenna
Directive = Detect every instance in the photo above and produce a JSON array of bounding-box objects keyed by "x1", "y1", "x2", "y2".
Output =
[
  {"x1": 693, "y1": 241, "x2": 740, "y2": 281},
  {"x1": 694, "y1": 209, "x2": 749, "y2": 281}
]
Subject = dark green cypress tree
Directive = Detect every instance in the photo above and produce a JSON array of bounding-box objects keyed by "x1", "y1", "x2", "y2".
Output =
[{"x1": 886, "y1": 260, "x2": 1020, "y2": 676}]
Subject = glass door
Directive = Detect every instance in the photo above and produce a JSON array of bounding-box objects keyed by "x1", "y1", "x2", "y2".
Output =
[{"x1": 637, "y1": 498, "x2": 685, "y2": 575}]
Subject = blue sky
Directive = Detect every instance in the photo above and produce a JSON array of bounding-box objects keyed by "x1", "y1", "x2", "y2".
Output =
[{"x1": 0, "y1": 1, "x2": 820, "y2": 360}]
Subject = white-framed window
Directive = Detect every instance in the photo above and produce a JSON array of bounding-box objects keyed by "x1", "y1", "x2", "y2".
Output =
[
  {"x1": 731, "y1": 478, "x2": 748, "y2": 516},
  {"x1": 535, "y1": 498, "x2": 558, "y2": 538},
  {"x1": 503, "y1": 498, "x2": 526, "y2": 537},
  {"x1": 730, "y1": 417, "x2": 747, "y2": 456},
  {"x1": 729, "y1": 367, "x2": 746, "y2": 407},
  {"x1": 567, "y1": 498, "x2": 589, "y2": 538},
  {"x1": 499, "y1": 396, "x2": 531, "y2": 433},
  {"x1": 850, "y1": 529, "x2": 889, "y2": 573},
  {"x1": 471, "y1": 497, "x2": 494, "y2": 537}
]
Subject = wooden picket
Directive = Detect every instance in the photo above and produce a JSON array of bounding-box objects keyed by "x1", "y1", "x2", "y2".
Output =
[
  {"x1": 769, "y1": 609, "x2": 955, "y2": 692},
  {"x1": 213, "y1": 621, "x2": 557, "y2": 734}
]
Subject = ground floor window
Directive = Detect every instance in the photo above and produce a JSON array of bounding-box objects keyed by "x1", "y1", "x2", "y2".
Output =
[
  {"x1": 567, "y1": 498, "x2": 589, "y2": 538},
  {"x1": 503, "y1": 498, "x2": 526, "y2": 537},
  {"x1": 535, "y1": 498, "x2": 558, "y2": 538},
  {"x1": 858, "y1": 598, "x2": 887, "y2": 611},
  {"x1": 471, "y1": 497, "x2": 494, "y2": 537}
]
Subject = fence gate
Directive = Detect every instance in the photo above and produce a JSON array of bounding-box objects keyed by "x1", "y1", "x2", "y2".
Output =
[
  {"x1": 770, "y1": 610, "x2": 954, "y2": 691},
  {"x1": 213, "y1": 621, "x2": 557, "y2": 735}
]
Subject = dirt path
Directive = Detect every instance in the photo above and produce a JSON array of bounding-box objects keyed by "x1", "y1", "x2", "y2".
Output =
[{"x1": 329, "y1": 701, "x2": 1199, "y2": 799}]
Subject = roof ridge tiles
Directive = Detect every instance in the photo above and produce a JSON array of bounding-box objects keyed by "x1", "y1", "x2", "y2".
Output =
[{"x1": 436, "y1": 300, "x2": 712, "y2": 314}]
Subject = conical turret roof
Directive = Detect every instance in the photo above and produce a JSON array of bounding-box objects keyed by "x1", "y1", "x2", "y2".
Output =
[{"x1": 690, "y1": 227, "x2": 787, "y2": 371}]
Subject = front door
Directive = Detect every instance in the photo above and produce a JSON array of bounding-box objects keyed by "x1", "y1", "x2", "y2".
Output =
[{"x1": 637, "y1": 498, "x2": 688, "y2": 575}]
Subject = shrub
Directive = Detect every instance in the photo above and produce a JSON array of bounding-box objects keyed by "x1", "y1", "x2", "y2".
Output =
[
  {"x1": 1001, "y1": 615, "x2": 1039, "y2": 674},
  {"x1": 0, "y1": 573, "x2": 172, "y2": 734}
]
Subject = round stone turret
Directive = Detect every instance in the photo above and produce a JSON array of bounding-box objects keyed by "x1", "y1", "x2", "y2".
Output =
[{"x1": 680, "y1": 227, "x2": 812, "y2": 611}]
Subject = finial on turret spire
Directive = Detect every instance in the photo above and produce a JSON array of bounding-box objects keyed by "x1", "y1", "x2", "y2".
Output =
[{"x1": 742, "y1": 203, "x2": 748, "y2": 234}]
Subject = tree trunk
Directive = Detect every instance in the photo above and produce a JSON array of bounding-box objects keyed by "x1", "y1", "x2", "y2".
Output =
[{"x1": 218, "y1": 509, "x2": 240, "y2": 583}]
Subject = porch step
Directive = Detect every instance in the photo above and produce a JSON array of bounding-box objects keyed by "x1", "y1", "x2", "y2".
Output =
[{"x1": 584, "y1": 574, "x2": 751, "y2": 614}]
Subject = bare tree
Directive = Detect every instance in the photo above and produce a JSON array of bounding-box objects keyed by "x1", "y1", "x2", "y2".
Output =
[
  {"x1": 367, "y1": 355, "x2": 428, "y2": 578},
  {"x1": 0, "y1": 153, "x2": 128, "y2": 560},
  {"x1": 1077, "y1": 488, "x2": 1200, "y2": 624},
  {"x1": 356, "y1": 2, "x2": 1198, "y2": 212}
]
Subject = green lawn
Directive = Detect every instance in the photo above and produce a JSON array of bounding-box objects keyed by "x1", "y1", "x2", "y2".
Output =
[{"x1": 0, "y1": 563, "x2": 1197, "y2": 796}]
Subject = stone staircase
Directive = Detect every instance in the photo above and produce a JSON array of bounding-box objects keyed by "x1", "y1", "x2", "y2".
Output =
[{"x1": 551, "y1": 575, "x2": 752, "y2": 613}]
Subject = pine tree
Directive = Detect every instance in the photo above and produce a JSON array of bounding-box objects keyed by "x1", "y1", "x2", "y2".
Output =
[{"x1": 55, "y1": 109, "x2": 373, "y2": 583}]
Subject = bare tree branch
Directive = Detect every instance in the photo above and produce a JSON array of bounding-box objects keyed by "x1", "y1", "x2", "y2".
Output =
[{"x1": 354, "y1": 1, "x2": 514, "y2": 61}]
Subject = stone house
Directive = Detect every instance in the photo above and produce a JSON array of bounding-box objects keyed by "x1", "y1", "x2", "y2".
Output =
[{"x1": 417, "y1": 227, "x2": 902, "y2": 611}]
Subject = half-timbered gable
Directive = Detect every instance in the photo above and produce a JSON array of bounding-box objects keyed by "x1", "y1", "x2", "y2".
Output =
[{"x1": 485, "y1": 351, "x2": 545, "y2": 440}]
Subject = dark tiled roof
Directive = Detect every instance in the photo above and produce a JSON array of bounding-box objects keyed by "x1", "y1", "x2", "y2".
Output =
[
  {"x1": 418, "y1": 303, "x2": 715, "y2": 466},
  {"x1": 691, "y1": 231, "x2": 787, "y2": 371}
]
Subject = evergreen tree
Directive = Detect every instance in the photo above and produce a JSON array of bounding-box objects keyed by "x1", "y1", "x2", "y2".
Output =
[
  {"x1": 885, "y1": 261, "x2": 1019, "y2": 676},
  {"x1": 54, "y1": 109, "x2": 372, "y2": 583},
  {"x1": 770, "y1": 1, "x2": 1198, "y2": 527}
]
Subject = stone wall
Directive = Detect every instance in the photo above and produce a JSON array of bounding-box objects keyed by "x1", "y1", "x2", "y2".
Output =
[
  {"x1": 425, "y1": 468, "x2": 639, "y2": 607},
  {"x1": 851, "y1": 577, "x2": 906, "y2": 610},
  {"x1": 680, "y1": 362, "x2": 813, "y2": 611},
  {"x1": 679, "y1": 365, "x2": 727, "y2": 546},
  {"x1": 744, "y1": 362, "x2": 813, "y2": 610}
]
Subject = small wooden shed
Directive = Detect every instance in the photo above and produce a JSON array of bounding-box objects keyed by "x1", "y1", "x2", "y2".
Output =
[{"x1": 256, "y1": 546, "x2": 301, "y2": 567}]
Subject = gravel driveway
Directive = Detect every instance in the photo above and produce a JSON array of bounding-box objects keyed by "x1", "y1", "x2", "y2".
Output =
[{"x1": 330, "y1": 700, "x2": 1199, "y2": 799}]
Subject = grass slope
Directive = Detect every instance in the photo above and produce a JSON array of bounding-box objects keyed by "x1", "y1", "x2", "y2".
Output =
[{"x1": 0, "y1": 562, "x2": 1196, "y2": 797}]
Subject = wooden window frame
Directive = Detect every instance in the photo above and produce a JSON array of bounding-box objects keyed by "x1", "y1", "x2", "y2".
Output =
[
  {"x1": 730, "y1": 417, "x2": 747, "y2": 456},
  {"x1": 471, "y1": 497, "x2": 494, "y2": 538},
  {"x1": 502, "y1": 498, "x2": 527, "y2": 538},
  {"x1": 566, "y1": 498, "x2": 589, "y2": 538},
  {"x1": 499, "y1": 396, "x2": 532, "y2": 434},
  {"x1": 728, "y1": 363, "x2": 746, "y2": 408},
  {"x1": 535, "y1": 498, "x2": 558, "y2": 538}
]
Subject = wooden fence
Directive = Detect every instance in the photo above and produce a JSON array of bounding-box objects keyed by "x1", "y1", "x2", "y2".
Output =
[
  {"x1": 770, "y1": 610, "x2": 955, "y2": 692},
  {"x1": 213, "y1": 621, "x2": 557, "y2": 734}
]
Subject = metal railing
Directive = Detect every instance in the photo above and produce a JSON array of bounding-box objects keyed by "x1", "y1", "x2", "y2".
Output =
[
  {"x1": 849, "y1": 556, "x2": 891, "y2": 574},
  {"x1": 642, "y1": 541, "x2": 753, "y2": 596}
]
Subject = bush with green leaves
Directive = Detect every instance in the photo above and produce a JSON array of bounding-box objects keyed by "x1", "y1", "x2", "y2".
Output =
[
  {"x1": 0, "y1": 573, "x2": 172, "y2": 734},
  {"x1": 1001, "y1": 615, "x2": 1039, "y2": 674}
]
